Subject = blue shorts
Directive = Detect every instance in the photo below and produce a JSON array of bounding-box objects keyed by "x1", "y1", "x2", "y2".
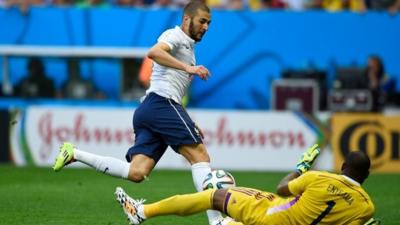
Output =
[{"x1": 125, "y1": 92, "x2": 203, "y2": 163}]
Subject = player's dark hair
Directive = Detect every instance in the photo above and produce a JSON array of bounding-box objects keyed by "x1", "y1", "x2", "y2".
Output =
[
  {"x1": 344, "y1": 151, "x2": 371, "y2": 184},
  {"x1": 183, "y1": 0, "x2": 210, "y2": 18}
]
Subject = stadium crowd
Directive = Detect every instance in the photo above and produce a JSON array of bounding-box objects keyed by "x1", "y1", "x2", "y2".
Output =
[
  {"x1": 0, "y1": 0, "x2": 400, "y2": 12},
  {"x1": 0, "y1": 0, "x2": 398, "y2": 113},
  {"x1": 5, "y1": 54, "x2": 396, "y2": 113}
]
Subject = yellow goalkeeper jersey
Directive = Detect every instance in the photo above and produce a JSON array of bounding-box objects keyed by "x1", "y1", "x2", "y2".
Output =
[
  {"x1": 225, "y1": 171, "x2": 374, "y2": 225},
  {"x1": 282, "y1": 171, "x2": 375, "y2": 224}
]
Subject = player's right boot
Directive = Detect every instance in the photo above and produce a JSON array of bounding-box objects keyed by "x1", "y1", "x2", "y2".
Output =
[
  {"x1": 53, "y1": 142, "x2": 75, "y2": 172},
  {"x1": 115, "y1": 187, "x2": 146, "y2": 225}
]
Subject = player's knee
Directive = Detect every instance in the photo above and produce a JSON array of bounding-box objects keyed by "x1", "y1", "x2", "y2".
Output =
[{"x1": 128, "y1": 169, "x2": 149, "y2": 183}]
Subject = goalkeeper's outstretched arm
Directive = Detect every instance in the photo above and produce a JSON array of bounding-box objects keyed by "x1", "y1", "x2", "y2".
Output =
[
  {"x1": 276, "y1": 171, "x2": 301, "y2": 196},
  {"x1": 276, "y1": 144, "x2": 321, "y2": 196}
]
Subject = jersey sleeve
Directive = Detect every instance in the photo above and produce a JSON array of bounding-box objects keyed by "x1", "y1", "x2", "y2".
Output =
[
  {"x1": 288, "y1": 171, "x2": 319, "y2": 196},
  {"x1": 157, "y1": 29, "x2": 180, "y2": 51}
]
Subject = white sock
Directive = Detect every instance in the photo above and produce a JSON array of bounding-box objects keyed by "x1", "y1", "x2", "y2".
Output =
[
  {"x1": 74, "y1": 149, "x2": 130, "y2": 179},
  {"x1": 191, "y1": 162, "x2": 223, "y2": 225},
  {"x1": 137, "y1": 204, "x2": 146, "y2": 219}
]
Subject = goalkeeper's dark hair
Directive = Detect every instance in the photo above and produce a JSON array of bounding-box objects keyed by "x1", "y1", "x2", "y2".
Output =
[
  {"x1": 183, "y1": 0, "x2": 210, "y2": 18},
  {"x1": 343, "y1": 151, "x2": 371, "y2": 184}
]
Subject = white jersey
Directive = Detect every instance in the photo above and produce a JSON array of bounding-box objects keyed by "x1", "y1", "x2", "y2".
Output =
[{"x1": 146, "y1": 26, "x2": 196, "y2": 104}]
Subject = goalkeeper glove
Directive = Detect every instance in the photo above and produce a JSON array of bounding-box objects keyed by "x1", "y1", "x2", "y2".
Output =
[{"x1": 296, "y1": 144, "x2": 320, "y2": 174}]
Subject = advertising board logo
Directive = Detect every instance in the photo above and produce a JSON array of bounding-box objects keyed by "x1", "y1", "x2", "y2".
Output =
[
  {"x1": 339, "y1": 120, "x2": 399, "y2": 169},
  {"x1": 202, "y1": 117, "x2": 306, "y2": 148},
  {"x1": 36, "y1": 112, "x2": 134, "y2": 160}
]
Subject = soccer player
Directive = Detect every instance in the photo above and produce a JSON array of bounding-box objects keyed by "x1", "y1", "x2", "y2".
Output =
[
  {"x1": 115, "y1": 145, "x2": 376, "y2": 225},
  {"x1": 53, "y1": 1, "x2": 222, "y2": 224}
]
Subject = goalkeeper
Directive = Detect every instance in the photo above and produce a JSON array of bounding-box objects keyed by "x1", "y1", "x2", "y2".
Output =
[{"x1": 115, "y1": 144, "x2": 377, "y2": 225}]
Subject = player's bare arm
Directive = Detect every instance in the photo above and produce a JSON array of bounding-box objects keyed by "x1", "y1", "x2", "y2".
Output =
[
  {"x1": 276, "y1": 172, "x2": 300, "y2": 196},
  {"x1": 147, "y1": 42, "x2": 210, "y2": 80},
  {"x1": 277, "y1": 144, "x2": 320, "y2": 196}
]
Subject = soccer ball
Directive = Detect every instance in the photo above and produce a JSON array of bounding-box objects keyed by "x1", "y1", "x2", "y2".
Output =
[{"x1": 202, "y1": 170, "x2": 236, "y2": 190}]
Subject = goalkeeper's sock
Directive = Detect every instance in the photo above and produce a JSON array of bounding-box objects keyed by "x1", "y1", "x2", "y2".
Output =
[
  {"x1": 144, "y1": 189, "x2": 214, "y2": 218},
  {"x1": 191, "y1": 162, "x2": 223, "y2": 225},
  {"x1": 74, "y1": 149, "x2": 130, "y2": 179}
]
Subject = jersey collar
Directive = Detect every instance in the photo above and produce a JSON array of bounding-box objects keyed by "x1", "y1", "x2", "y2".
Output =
[
  {"x1": 342, "y1": 175, "x2": 360, "y2": 186},
  {"x1": 176, "y1": 26, "x2": 195, "y2": 46}
]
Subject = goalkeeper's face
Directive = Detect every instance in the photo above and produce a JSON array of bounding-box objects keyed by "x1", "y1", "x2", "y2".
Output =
[{"x1": 188, "y1": 9, "x2": 211, "y2": 42}]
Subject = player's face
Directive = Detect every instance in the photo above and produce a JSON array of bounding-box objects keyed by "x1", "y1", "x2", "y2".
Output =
[{"x1": 188, "y1": 10, "x2": 211, "y2": 42}]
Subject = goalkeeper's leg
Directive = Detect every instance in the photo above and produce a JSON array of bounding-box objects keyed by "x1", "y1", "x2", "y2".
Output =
[{"x1": 133, "y1": 189, "x2": 243, "y2": 225}]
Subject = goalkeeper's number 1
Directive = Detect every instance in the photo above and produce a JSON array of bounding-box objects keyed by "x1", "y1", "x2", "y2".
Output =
[{"x1": 310, "y1": 200, "x2": 336, "y2": 225}]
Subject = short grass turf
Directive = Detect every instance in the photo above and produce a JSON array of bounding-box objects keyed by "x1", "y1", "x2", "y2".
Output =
[{"x1": 0, "y1": 165, "x2": 399, "y2": 225}]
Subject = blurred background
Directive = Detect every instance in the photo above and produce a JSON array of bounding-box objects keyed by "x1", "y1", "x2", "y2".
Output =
[{"x1": 0, "y1": 0, "x2": 400, "y2": 172}]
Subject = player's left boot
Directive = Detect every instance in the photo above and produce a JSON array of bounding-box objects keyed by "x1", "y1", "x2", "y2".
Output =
[
  {"x1": 115, "y1": 187, "x2": 146, "y2": 225},
  {"x1": 53, "y1": 142, "x2": 76, "y2": 172}
]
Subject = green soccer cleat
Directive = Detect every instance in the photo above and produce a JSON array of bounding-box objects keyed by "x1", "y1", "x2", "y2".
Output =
[
  {"x1": 53, "y1": 142, "x2": 75, "y2": 172},
  {"x1": 296, "y1": 144, "x2": 321, "y2": 174}
]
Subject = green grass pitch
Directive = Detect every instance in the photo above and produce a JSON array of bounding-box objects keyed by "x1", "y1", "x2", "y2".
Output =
[{"x1": 0, "y1": 165, "x2": 399, "y2": 225}]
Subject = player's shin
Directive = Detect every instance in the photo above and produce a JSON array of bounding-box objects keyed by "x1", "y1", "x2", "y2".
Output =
[
  {"x1": 74, "y1": 149, "x2": 130, "y2": 179},
  {"x1": 144, "y1": 189, "x2": 215, "y2": 218}
]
